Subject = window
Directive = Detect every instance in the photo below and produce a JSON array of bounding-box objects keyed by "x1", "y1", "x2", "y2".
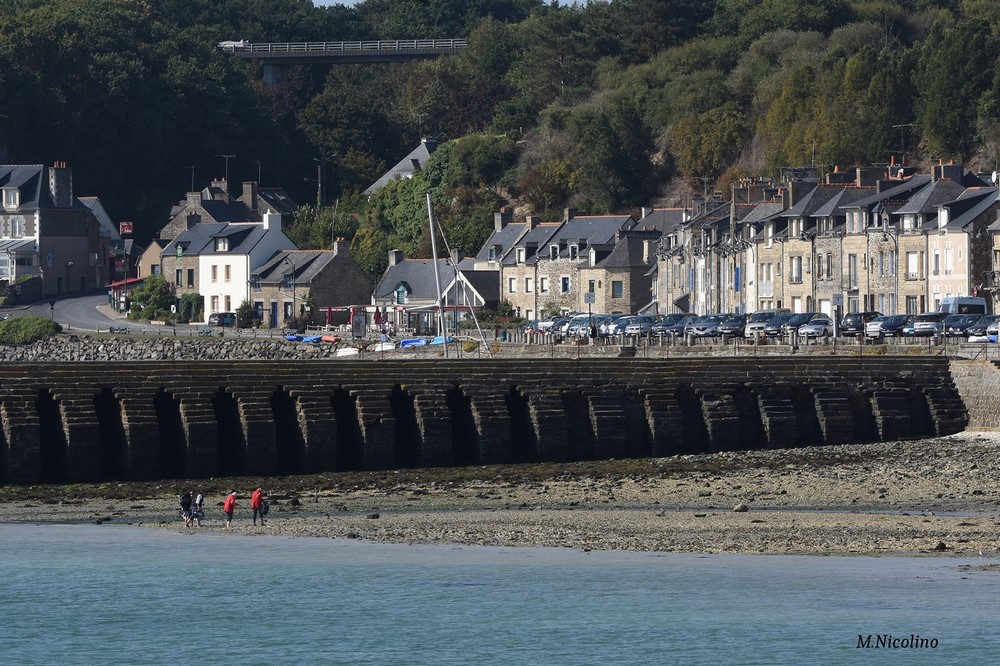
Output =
[
  {"x1": 508, "y1": 277, "x2": 516, "y2": 293},
  {"x1": 825, "y1": 253, "x2": 833, "y2": 279},
  {"x1": 611, "y1": 281, "x2": 623, "y2": 298},
  {"x1": 540, "y1": 277, "x2": 549, "y2": 293},
  {"x1": 11, "y1": 217, "x2": 24, "y2": 237},
  {"x1": 816, "y1": 254, "x2": 824, "y2": 280},
  {"x1": 151, "y1": 264, "x2": 160, "y2": 276},
  {"x1": 516, "y1": 248, "x2": 525, "y2": 263},
  {"x1": 210, "y1": 296, "x2": 219, "y2": 313},
  {"x1": 224, "y1": 265, "x2": 231, "y2": 283},
  {"x1": 224, "y1": 296, "x2": 231, "y2": 311},
  {"x1": 570, "y1": 246, "x2": 578, "y2": 260},
  {"x1": 550, "y1": 246, "x2": 559, "y2": 260},
  {"x1": 175, "y1": 268, "x2": 183, "y2": 287},
  {"x1": 211, "y1": 265, "x2": 218, "y2": 283},
  {"x1": 848, "y1": 254, "x2": 858, "y2": 287},
  {"x1": 933, "y1": 252, "x2": 940, "y2": 275},
  {"x1": 588, "y1": 279, "x2": 595, "y2": 293},
  {"x1": 395, "y1": 285, "x2": 407, "y2": 304},
  {"x1": 187, "y1": 268, "x2": 195, "y2": 287},
  {"x1": 214, "y1": 237, "x2": 229, "y2": 252},
  {"x1": 790, "y1": 256, "x2": 802, "y2": 283},
  {"x1": 487, "y1": 246, "x2": 497, "y2": 262},
  {"x1": 561, "y1": 276, "x2": 570, "y2": 293},
  {"x1": 3, "y1": 188, "x2": 17, "y2": 208},
  {"x1": 525, "y1": 277, "x2": 534, "y2": 293}
]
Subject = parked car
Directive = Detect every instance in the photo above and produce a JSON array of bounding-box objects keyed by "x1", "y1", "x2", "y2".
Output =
[
  {"x1": 623, "y1": 315, "x2": 657, "y2": 336},
  {"x1": 987, "y1": 318, "x2": 1000, "y2": 342},
  {"x1": 878, "y1": 314, "x2": 913, "y2": 337},
  {"x1": 966, "y1": 314, "x2": 1000, "y2": 340},
  {"x1": 652, "y1": 312, "x2": 697, "y2": 335},
  {"x1": 717, "y1": 314, "x2": 748, "y2": 338},
  {"x1": 798, "y1": 315, "x2": 833, "y2": 337},
  {"x1": 608, "y1": 315, "x2": 638, "y2": 335},
  {"x1": 840, "y1": 311, "x2": 882, "y2": 337},
  {"x1": 911, "y1": 312, "x2": 948, "y2": 336},
  {"x1": 208, "y1": 312, "x2": 236, "y2": 327},
  {"x1": 864, "y1": 315, "x2": 889, "y2": 339},
  {"x1": 689, "y1": 314, "x2": 727, "y2": 338},
  {"x1": 745, "y1": 308, "x2": 791, "y2": 339},
  {"x1": 943, "y1": 314, "x2": 980, "y2": 337},
  {"x1": 783, "y1": 312, "x2": 820, "y2": 334},
  {"x1": 763, "y1": 313, "x2": 794, "y2": 337}
]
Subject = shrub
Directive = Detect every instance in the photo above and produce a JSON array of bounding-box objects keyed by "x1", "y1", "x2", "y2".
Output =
[{"x1": 0, "y1": 316, "x2": 62, "y2": 344}]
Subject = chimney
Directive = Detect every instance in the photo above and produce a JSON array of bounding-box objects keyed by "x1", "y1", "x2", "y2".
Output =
[
  {"x1": 332, "y1": 237, "x2": 349, "y2": 256},
  {"x1": 388, "y1": 249, "x2": 404, "y2": 266},
  {"x1": 449, "y1": 248, "x2": 464, "y2": 264},
  {"x1": 641, "y1": 207, "x2": 651, "y2": 219},
  {"x1": 525, "y1": 215, "x2": 538, "y2": 229},
  {"x1": 262, "y1": 211, "x2": 280, "y2": 231},
  {"x1": 48, "y1": 162, "x2": 73, "y2": 208},
  {"x1": 186, "y1": 192, "x2": 201, "y2": 208},
  {"x1": 494, "y1": 208, "x2": 512, "y2": 232},
  {"x1": 563, "y1": 208, "x2": 577, "y2": 222},
  {"x1": 242, "y1": 181, "x2": 257, "y2": 211}
]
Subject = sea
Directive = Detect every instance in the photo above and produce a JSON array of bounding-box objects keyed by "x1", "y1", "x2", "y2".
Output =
[{"x1": 1, "y1": 523, "x2": 998, "y2": 665}]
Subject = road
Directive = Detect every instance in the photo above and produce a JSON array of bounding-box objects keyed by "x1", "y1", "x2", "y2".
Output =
[{"x1": 13, "y1": 293, "x2": 189, "y2": 335}]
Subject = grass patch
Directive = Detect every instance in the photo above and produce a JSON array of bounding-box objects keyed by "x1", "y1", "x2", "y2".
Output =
[{"x1": 0, "y1": 316, "x2": 62, "y2": 344}]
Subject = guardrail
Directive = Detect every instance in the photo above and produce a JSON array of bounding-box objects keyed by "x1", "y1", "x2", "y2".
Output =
[{"x1": 225, "y1": 39, "x2": 468, "y2": 54}]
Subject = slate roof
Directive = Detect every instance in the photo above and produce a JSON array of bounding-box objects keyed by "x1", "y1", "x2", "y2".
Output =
[
  {"x1": 780, "y1": 185, "x2": 845, "y2": 218},
  {"x1": 162, "y1": 222, "x2": 268, "y2": 258},
  {"x1": 365, "y1": 139, "x2": 438, "y2": 195},
  {"x1": 595, "y1": 235, "x2": 654, "y2": 269},
  {"x1": 474, "y1": 221, "x2": 529, "y2": 263},
  {"x1": 503, "y1": 222, "x2": 562, "y2": 266},
  {"x1": 456, "y1": 269, "x2": 499, "y2": 302},
  {"x1": 944, "y1": 188, "x2": 998, "y2": 231},
  {"x1": 375, "y1": 256, "x2": 474, "y2": 302},
  {"x1": 546, "y1": 215, "x2": 635, "y2": 258},
  {"x1": 894, "y1": 179, "x2": 966, "y2": 215},
  {"x1": 0, "y1": 165, "x2": 89, "y2": 212},
  {"x1": 256, "y1": 188, "x2": 298, "y2": 216},
  {"x1": 809, "y1": 188, "x2": 873, "y2": 218},
  {"x1": 254, "y1": 249, "x2": 337, "y2": 285},
  {"x1": 633, "y1": 208, "x2": 687, "y2": 234},
  {"x1": 840, "y1": 175, "x2": 932, "y2": 210}
]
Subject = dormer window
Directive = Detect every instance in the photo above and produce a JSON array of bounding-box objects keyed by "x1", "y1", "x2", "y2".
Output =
[
  {"x1": 3, "y1": 188, "x2": 17, "y2": 209},
  {"x1": 550, "y1": 245, "x2": 558, "y2": 260},
  {"x1": 570, "y1": 245, "x2": 578, "y2": 260},
  {"x1": 488, "y1": 246, "x2": 498, "y2": 262},
  {"x1": 214, "y1": 237, "x2": 229, "y2": 252},
  {"x1": 938, "y1": 208, "x2": 949, "y2": 228},
  {"x1": 516, "y1": 247, "x2": 525, "y2": 263}
]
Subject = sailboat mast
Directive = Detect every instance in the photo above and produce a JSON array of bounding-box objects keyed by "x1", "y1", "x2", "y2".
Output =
[{"x1": 426, "y1": 193, "x2": 449, "y2": 358}]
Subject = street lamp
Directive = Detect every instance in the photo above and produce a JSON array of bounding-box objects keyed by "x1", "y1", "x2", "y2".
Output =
[
  {"x1": 283, "y1": 256, "x2": 296, "y2": 327},
  {"x1": 65, "y1": 260, "x2": 73, "y2": 295},
  {"x1": 882, "y1": 231, "x2": 899, "y2": 315}
]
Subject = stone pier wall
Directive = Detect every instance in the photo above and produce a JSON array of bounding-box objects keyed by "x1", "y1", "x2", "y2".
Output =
[
  {"x1": 948, "y1": 359, "x2": 1000, "y2": 430},
  {"x1": 0, "y1": 356, "x2": 967, "y2": 485}
]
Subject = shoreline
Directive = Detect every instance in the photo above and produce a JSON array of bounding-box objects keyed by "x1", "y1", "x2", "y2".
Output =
[{"x1": 3, "y1": 431, "x2": 1000, "y2": 557}]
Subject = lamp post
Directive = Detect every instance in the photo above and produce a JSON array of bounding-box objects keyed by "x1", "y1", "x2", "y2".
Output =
[
  {"x1": 65, "y1": 260, "x2": 73, "y2": 295},
  {"x1": 882, "y1": 231, "x2": 899, "y2": 315},
  {"x1": 283, "y1": 256, "x2": 296, "y2": 327}
]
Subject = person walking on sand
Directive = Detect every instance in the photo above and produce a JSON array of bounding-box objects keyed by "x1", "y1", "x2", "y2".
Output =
[
  {"x1": 179, "y1": 490, "x2": 193, "y2": 527},
  {"x1": 223, "y1": 491, "x2": 238, "y2": 529},
  {"x1": 192, "y1": 491, "x2": 204, "y2": 527},
  {"x1": 251, "y1": 488, "x2": 267, "y2": 526}
]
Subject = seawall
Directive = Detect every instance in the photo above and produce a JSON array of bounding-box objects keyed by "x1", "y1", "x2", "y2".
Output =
[{"x1": 0, "y1": 356, "x2": 966, "y2": 484}]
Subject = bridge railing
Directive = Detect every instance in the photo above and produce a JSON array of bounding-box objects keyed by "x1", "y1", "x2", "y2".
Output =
[{"x1": 229, "y1": 39, "x2": 468, "y2": 54}]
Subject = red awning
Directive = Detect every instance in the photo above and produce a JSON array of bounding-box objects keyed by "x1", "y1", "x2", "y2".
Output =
[{"x1": 106, "y1": 277, "x2": 145, "y2": 288}]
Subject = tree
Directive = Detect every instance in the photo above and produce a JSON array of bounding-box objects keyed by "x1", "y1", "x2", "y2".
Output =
[
  {"x1": 672, "y1": 102, "x2": 750, "y2": 187},
  {"x1": 128, "y1": 275, "x2": 176, "y2": 321}
]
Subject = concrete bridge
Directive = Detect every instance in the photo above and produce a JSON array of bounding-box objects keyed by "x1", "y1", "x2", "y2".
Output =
[
  {"x1": 0, "y1": 357, "x2": 967, "y2": 484},
  {"x1": 221, "y1": 39, "x2": 468, "y2": 84}
]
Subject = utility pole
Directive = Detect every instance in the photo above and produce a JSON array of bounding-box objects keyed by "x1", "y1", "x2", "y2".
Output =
[{"x1": 215, "y1": 154, "x2": 235, "y2": 193}]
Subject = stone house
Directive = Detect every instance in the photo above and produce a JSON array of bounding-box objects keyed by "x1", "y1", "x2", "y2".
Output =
[
  {"x1": 0, "y1": 162, "x2": 111, "y2": 298},
  {"x1": 160, "y1": 213, "x2": 295, "y2": 323},
  {"x1": 576, "y1": 231, "x2": 659, "y2": 315},
  {"x1": 373, "y1": 249, "x2": 474, "y2": 334},
  {"x1": 250, "y1": 240, "x2": 371, "y2": 327}
]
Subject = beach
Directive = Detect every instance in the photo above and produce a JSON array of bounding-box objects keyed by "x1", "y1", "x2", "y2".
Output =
[{"x1": 2, "y1": 431, "x2": 999, "y2": 556}]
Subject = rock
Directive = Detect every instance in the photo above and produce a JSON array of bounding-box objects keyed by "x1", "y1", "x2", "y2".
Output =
[
  {"x1": 733, "y1": 503, "x2": 749, "y2": 512},
  {"x1": 366, "y1": 513, "x2": 380, "y2": 519},
  {"x1": 933, "y1": 541, "x2": 948, "y2": 551}
]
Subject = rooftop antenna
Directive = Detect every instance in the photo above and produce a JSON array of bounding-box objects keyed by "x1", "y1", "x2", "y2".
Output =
[
  {"x1": 215, "y1": 154, "x2": 235, "y2": 193},
  {"x1": 186, "y1": 165, "x2": 195, "y2": 192}
]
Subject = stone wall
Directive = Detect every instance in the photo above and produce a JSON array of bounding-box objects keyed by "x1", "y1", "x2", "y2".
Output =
[
  {"x1": 948, "y1": 359, "x2": 1000, "y2": 430},
  {"x1": 0, "y1": 354, "x2": 967, "y2": 484}
]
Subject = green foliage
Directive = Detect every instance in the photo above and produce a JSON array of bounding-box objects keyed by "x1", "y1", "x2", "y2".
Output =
[
  {"x1": 671, "y1": 102, "x2": 749, "y2": 187},
  {"x1": 0, "y1": 315, "x2": 62, "y2": 344},
  {"x1": 128, "y1": 275, "x2": 176, "y2": 321},
  {"x1": 177, "y1": 293, "x2": 203, "y2": 323},
  {"x1": 235, "y1": 299, "x2": 255, "y2": 328}
]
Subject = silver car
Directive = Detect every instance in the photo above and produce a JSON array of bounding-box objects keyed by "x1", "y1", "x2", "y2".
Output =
[{"x1": 798, "y1": 315, "x2": 833, "y2": 337}]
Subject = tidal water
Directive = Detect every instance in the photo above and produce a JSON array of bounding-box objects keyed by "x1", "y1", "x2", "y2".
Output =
[{"x1": 2, "y1": 523, "x2": 998, "y2": 665}]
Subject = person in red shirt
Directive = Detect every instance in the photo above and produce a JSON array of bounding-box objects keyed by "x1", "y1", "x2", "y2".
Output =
[
  {"x1": 251, "y1": 488, "x2": 267, "y2": 526},
  {"x1": 223, "y1": 491, "x2": 238, "y2": 529}
]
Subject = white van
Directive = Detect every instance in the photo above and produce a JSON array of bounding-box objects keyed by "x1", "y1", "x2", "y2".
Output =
[{"x1": 938, "y1": 296, "x2": 987, "y2": 315}]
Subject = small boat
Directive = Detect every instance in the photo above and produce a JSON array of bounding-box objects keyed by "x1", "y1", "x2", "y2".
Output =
[
  {"x1": 321, "y1": 335, "x2": 341, "y2": 343},
  {"x1": 372, "y1": 341, "x2": 395, "y2": 352},
  {"x1": 400, "y1": 338, "x2": 428, "y2": 348},
  {"x1": 429, "y1": 335, "x2": 455, "y2": 345},
  {"x1": 335, "y1": 347, "x2": 360, "y2": 357}
]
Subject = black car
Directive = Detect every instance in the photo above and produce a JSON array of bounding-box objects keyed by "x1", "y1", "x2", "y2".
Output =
[
  {"x1": 967, "y1": 314, "x2": 1000, "y2": 337},
  {"x1": 208, "y1": 312, "x2": 236, "y2": 327},
  {"x1": 840, "y1": 311, "x2": 882, "y2": 337},
  {"x1": 763, "y1": 313, "x2": 794, "y2": 337},
  {"x1": 717, "y1": 314, "x2": 748, "y2": 338},
  {"x1": 878, "y1": 314, "x2": 913, "y2": 337},
  {"x1": 943, "y1": 314, "x2": 980, "y2": 337},
  {"x1": 653, "y1": 312, "x2": 698, "y2": 335}
]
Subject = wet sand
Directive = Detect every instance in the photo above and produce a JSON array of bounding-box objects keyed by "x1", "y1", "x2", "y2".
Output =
[{"x1": 3, "y1": 431, "x2": 999, "y2": 556}]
